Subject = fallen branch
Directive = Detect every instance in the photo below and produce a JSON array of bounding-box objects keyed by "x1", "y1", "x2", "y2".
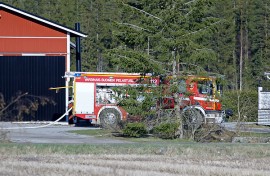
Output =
[{"x1": 0, "y1": 92, "x2": 28, "y2": 115}]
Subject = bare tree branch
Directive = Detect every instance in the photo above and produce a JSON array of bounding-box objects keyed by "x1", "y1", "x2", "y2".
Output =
[
  {"x1": 184, "y1": 0, "x2": 198, "y2": 5},
  {"x1": 185, "y1": 9, "x2": 193, "y2": 17},
  {"x1": 182, "y1": 20, "x2": 222, "y2": 37},
  {"x1": 195, "y1": 48, "x2": 214, "y2": 51},
  {"x1": 111, "y1": 53, "x2": 171, "y2": 73},
  {"x1": 122, "y1": 2, "x2": 163, "y2": 21},
  {"x1": 0, "y1": 92, "x2": 28, "y2": 115},
  {"x1": 118, "y1": 22, "x2": 152, "y2": 32}
]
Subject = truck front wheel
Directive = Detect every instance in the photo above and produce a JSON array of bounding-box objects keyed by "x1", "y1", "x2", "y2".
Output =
[
  {"x1": 99, "y1": 108, "x2": 121, "y2": 130},
  {"x1": 183, "y1": 108, "x2": 204, "y2": 130}
]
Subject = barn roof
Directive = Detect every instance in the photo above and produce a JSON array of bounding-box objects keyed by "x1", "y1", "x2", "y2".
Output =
[{"x1": 0, "y1": 2, "x2": 87, "y2": 37}]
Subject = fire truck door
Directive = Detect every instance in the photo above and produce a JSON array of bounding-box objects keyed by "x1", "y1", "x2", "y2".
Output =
[{"x1": 74, "y1": 82, "x2": 95, "y2": 115}]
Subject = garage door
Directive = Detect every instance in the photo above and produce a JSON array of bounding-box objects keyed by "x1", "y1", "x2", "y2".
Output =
[{"x1": 0, "y1": 56, "x2": 65, "y2": 121}]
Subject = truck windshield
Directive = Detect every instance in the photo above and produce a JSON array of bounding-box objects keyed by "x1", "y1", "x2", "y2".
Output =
[{"x1": 198, "y1": 81, "x2": 213, "y2": 95}]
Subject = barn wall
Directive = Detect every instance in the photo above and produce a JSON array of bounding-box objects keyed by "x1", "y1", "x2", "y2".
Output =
[
  {"x1": 0, "y1": 56, "x2": 65, "y2": 121},
  {"x1": 0, "y1": 38, "x2": 67, "y2": 54},
  {"x1": 0, "y1": 9, "x2": 65, "y2": 36},
  {"x1": 0, "y1": 8, "x2": 67, "y2": 55}
]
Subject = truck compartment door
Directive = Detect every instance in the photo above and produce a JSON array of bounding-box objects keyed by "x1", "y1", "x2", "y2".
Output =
[{"x1": 74, "y1": 82, "x2": 95, "y2": 115}]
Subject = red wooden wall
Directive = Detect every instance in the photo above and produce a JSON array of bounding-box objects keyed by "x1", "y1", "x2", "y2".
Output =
[{"x1": 0, "y1": 9, "x2": 67, "y2": 55}]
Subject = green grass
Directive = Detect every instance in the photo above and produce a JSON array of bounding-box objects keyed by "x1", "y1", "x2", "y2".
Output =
[
  {"x1": 0, "y1": 142, "x2": 269, "y2": 158},
  {"x1": 70, "y1": 128, "x2": 270, "y2": 143},
  {"x1": 69, "y1": 129, "x2": 189, "y2": 143},
  {"x1": 69, "y1": 129, "x2": 112, "y2": 137}
]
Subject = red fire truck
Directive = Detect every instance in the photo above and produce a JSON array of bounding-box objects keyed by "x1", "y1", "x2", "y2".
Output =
[
  {"x1": 65, "y1": 72, "x2": 159, "y2": 126},
  {"x1": 64, "y1": 72, "x2": 227, "y2": 127},
  {"x1": 160, "y1": 75, "x2": 225, "y2": 124}
]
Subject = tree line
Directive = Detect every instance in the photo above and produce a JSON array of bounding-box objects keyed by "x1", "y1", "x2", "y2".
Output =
[{"x1": 3, "y1": 0, "x2": 270, "y2": 90}]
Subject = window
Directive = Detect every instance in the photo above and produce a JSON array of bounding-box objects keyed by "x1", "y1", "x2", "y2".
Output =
[
  {"x1": 198, "y1": 81, "x2": 213, "y2": 95},
  {"x1": 178, "y1": 79, "x2": 187, "y2": 93}
]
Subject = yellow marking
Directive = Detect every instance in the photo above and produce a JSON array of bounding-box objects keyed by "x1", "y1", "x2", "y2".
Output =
[
  {"x1": 73, "y1": 82, "x2": 77, "y2": 115},
  {"x1": 49, "y1": 86, "x2": 73, "y2": 90},
  {"x1": 80, "y1": 74, "x2": 151, "y2": 78}
]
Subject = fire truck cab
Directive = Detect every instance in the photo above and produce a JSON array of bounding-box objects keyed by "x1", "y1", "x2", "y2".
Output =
[{"x1": 161, "y1": 75, "x2": 225, "y2": 123}]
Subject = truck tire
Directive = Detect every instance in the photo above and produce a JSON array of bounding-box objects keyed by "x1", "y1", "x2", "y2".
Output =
[
  {"x1": 182, "y1": 108, "x2": 204, "y2": 130},
  {"x1": 99, "y1": 108, "x2": 121, "y2": 130}
]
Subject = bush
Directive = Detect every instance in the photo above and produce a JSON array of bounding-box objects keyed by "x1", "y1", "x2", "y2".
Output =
[
  {"x1": 153, "y1": 122, "x2": 179, "y2": 139},
  {"x1": 222, "y1": 90, "x2": 258, "y2": 122},
  {"x1": 123, "y1": 122, "x2": 148, "y2": 137}
]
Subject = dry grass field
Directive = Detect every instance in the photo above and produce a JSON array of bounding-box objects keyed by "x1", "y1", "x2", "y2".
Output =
[{"x1": 0, "y1": 143, "x2": 269, "y2": 176}]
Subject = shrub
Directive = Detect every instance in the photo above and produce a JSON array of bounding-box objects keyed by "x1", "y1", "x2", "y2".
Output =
[
  {"x1": 222, "y1": 90, "x2": 258, "y2": 122},
  {"x1": 153, "y1": 122, "x2": 179, "y2": 139},
  {"x1": 123, "y1": 122, "x2": 147, "y2": 137}
]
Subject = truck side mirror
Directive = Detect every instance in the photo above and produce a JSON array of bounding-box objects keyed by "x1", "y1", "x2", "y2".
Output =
[{"x1": 225, "y1": 109, "x2": 233, "y2": 117}]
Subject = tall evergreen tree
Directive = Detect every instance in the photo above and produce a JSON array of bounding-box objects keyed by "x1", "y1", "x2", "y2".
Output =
[
  {"x1": 107, "y1": 0, "x2": 222, "y2": 75},
  {"x1": 209, "y1": 0, "x2": 237, "y2": 89},
  {"x1": 78, "y1": 0, "x2": 120, "y2": 72},
  {"x1": 2, "y1": 0, "x2": 270, "y2": 90},
  {"x1": 246, "y1": 0, "x2": 270, "y2": 88}
]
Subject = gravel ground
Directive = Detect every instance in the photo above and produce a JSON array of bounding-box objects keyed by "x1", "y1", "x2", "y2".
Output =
[
  {"x1": 221, "y1": 122, "x2": 270, "y2": 133},
  {"x1": 0, "y1": 122, "x2": 130, "y2": 144},
  {"x1": 1, "y1": 122, "x2": 269, "y2": 144}
]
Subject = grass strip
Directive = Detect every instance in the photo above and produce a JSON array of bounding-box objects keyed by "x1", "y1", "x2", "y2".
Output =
[{"x1": 0, "y1": 142, "x2": 269, "y2": 159}]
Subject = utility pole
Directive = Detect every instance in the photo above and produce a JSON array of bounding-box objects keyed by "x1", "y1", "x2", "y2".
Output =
[
  {"x1": 172, "y1": 50, "x2": 183, "y2": 138},
  {"x1": 147, "y1": 36, "x2": 150, "y2": 55}
]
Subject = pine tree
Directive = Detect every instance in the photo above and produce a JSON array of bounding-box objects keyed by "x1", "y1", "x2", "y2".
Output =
[
  {"x1": 107, "y1": 0, "x2": 222, "y2": 75},
  {"x1": 247, "y1": 0, "x2": 270, "y2": 88},
  {"x1": 209, "y1": 0, "x2": 237, "y2": 89},
  {"x1": 4, "y1": 0, "x2": 270, "y2": 90}
]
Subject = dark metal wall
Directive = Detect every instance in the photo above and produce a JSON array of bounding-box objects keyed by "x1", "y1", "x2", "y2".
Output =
[{"x1": 0, "y1": 56, "x2": 65, "y2": 121}]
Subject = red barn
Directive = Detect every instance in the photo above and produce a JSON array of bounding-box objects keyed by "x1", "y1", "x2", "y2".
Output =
[{"x1": 0, "y1": 3, "x2": 87, "y2": 121}]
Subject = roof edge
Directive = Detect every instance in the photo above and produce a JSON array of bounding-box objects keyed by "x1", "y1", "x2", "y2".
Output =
[{"x1": 0, "y1": 2, "x2": 87, "y2": 38}]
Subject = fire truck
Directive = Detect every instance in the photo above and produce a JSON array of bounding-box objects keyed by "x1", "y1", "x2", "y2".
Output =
[
  {"x1": 64, "y1": 72, "x2": 227, "y2": 127},
  {"x1": 160, "y1": 75, "x2": 225, "y2": 124},
  {"x1": 65, "y1": 72, "x2": 159, "y2": 127}
]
